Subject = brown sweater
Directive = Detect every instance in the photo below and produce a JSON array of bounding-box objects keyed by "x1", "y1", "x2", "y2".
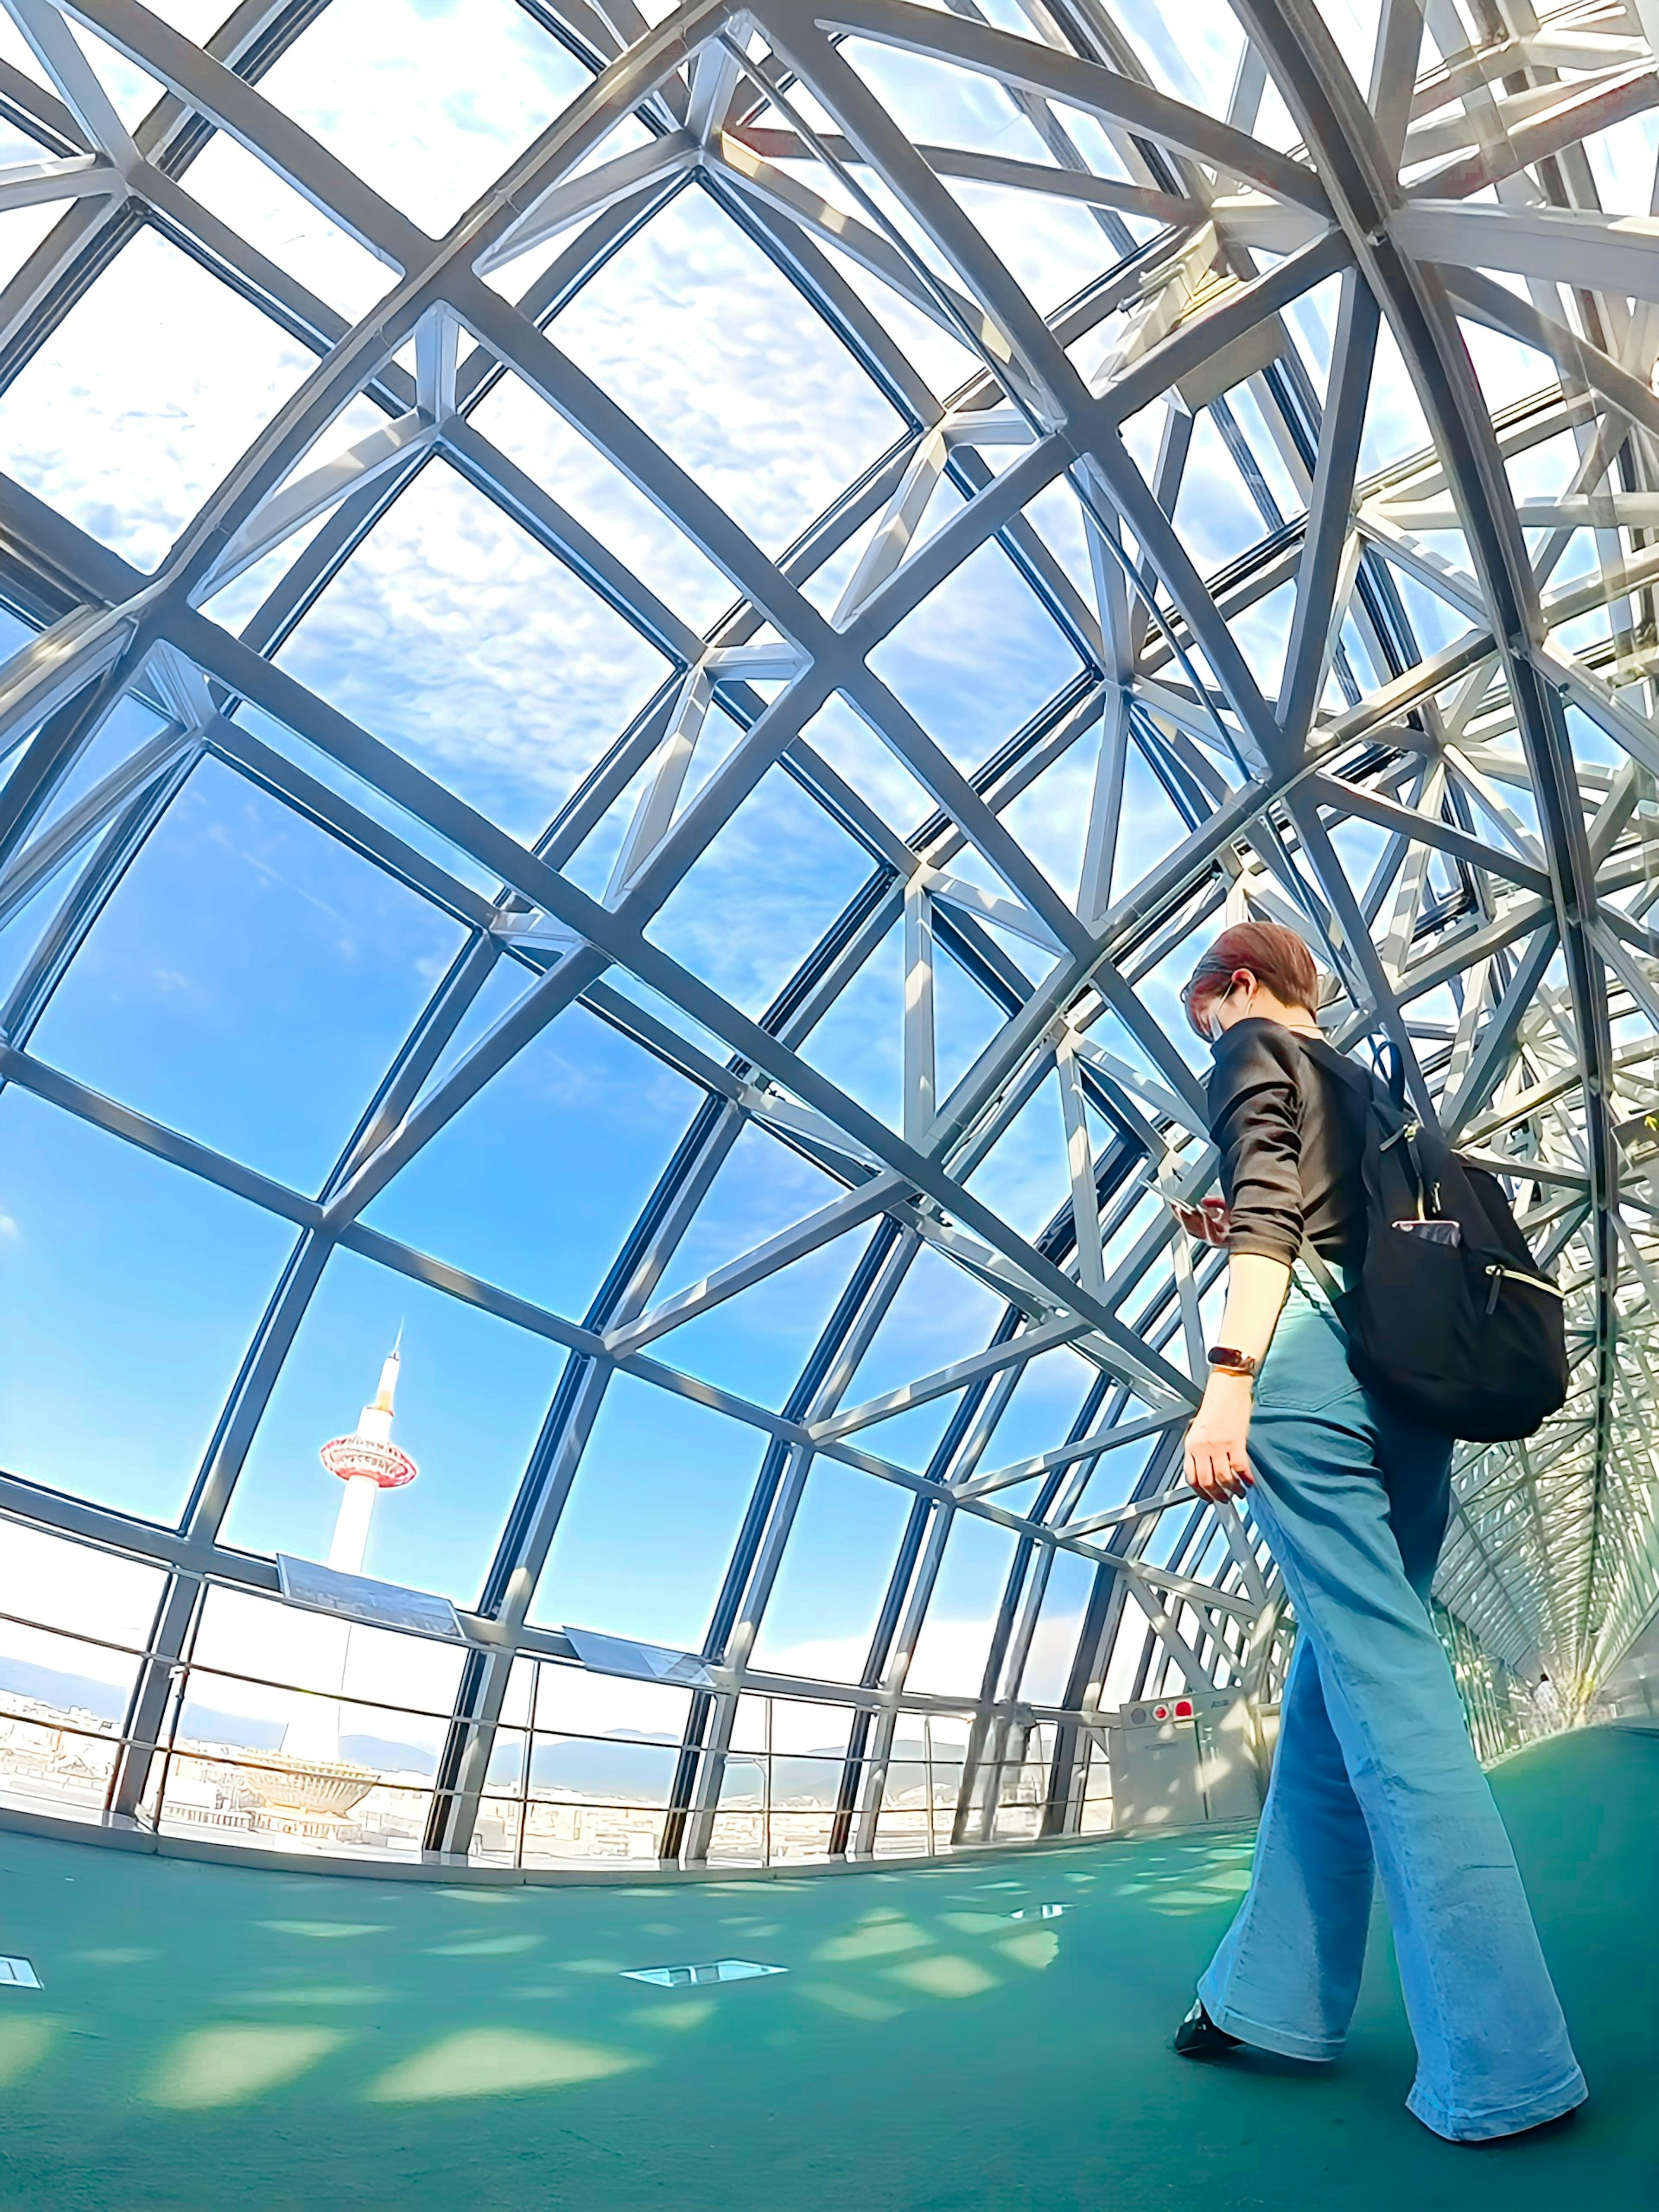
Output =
[{"x1": 1206, "y1": 1018, "x2": 1370, "y2": 1269}]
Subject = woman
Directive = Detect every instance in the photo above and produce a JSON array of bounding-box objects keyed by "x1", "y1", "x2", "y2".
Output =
[{"x1": 1168, "y1": 920, "x2": 1585, "y2": 2144}]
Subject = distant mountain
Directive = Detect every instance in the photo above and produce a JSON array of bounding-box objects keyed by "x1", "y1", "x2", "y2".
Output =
[
  {"x1": 338, "y1": 1732, "x2": 438, "y2": 1775},
  {"x1": 0, "y1": 1656, "x2": 127, "y2": 1721},
  {"x1": 0, "y1": 1655, "x2": 951, "y2": 1805},
  {"x1": 0, "y1": 1657, "x2": 426, "y2": 1770}
]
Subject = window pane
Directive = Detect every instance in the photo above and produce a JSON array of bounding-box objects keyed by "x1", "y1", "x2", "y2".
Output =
[
  {"x1": 30, "y1": 760, "x2": 466, "y2": 1194},
  {"x1": 257, "y1": 0, "x2": 590, "y2": 238},
  {"x1": 0, "y1": 1522, "x2": 164, "y2": 1648},
  {"x1": 749, "y1": 1465, "x2": 913, "y2": 1683},
  {"x1": 530, "y1": 1735, "x2": 678, "y2": 1804},
  {"x1": 0, "y1": 1617, "x2": 140, "y2": 1821},
  {"x1": 276, "y1": 459, "x2": 671, "y2": 838},
  {"x1": 529, "y1": 1376, "x2": 766, "y2": 1651},
  {"x1": 1019, "y1": 1549, "x2": 1096, "y2": 1707},
  {"x1": 0, "y1": 1090, "x2": 293, "y2": 1523},
  {"x1": 0, "y1": 228, "x2": 315, "y2": 572},
  {"x1": 904, "y1": 1514, "x2": 1019, "y2": 1697},
  {"x1": 552, "y1": 187, "x2": 903, "y2": 558},
  {"x1": 360, "y1": 999, "x2": 702, "y2": 1327}
]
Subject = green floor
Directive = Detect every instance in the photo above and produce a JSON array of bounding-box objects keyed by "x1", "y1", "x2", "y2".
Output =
[{"x1": 0, "y1": 1726, "x2": 1653, "y2": 2211}]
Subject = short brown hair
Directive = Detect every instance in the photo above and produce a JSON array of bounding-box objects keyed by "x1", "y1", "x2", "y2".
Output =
[{"x1": 1181, "y1": 922, "x2": 1319, "y2": 1036}]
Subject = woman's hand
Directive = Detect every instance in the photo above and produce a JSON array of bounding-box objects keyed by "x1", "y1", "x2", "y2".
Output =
[
  {"x1": 1183, "y1": 1371, "x2": 1255, "y2": 1501},
  {"x1": 1172, "y1": 1196, "x2": 1230, "y2": 1247}
]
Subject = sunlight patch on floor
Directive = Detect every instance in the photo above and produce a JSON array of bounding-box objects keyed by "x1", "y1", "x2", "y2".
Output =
[
  {"x1": 240, "y1": 1986, "x2": 394, "y2": 2005},
  {"x1": 625, "y1": 2000, "x2": 715, "y2": 2031},
  {"x1": 259, "y1": 1921, "x2": 389, "y2": 1940},
  {"x1": 796, "y1": 1981, "x2": 906, "y2": 2021},
  {"x1": 811, "y1": 1919, "x2": 928, "y2": 1962},
  {"x1": 149, "y1": 2026, "x2": 348, "y2": 2108},
  {"x1": 0, "y1": 2018, "x2": 59, "y2": 2088},
  {"x1": 885, "y1": 1954, "x2": 998, "y2": 1999},
  {"x1": 427, "y1": 1933, "x2": 544, "y2": 1955},
  {"x1": 365, "y1": 2029, "x2": 644, "y2": 2101},
  {"x1": 996, "y1": 1931, "x2": 1060, "y2": 1970}
]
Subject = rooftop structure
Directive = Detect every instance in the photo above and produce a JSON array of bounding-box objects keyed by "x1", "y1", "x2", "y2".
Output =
[{"x1": 0, "y1": 0, "x2": 1657, "y2": 1878}]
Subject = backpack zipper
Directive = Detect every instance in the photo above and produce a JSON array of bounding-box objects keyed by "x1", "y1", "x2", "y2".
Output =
[{"x1": 1484, "y1": 1263, "x2": 1564, "y2": 1313}]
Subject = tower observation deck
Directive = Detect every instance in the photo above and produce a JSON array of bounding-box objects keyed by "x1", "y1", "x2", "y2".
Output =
[{"x1": 317, "y1": 1343, "x2": 419, "y2": 1580}]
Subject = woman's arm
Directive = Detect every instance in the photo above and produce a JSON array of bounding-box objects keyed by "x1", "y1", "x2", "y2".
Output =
[{"x1": 1182, "y1": 1252, "x2": 1293, "y2": 1501}]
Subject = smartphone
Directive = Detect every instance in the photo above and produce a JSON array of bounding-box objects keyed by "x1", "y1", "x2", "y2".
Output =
[{"x1": 1169, "y1": 1195, "x2": 1230, "y2": 1245}]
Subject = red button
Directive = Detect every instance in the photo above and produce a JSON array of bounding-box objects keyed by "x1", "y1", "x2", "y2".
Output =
[{"x1": 1175, "y1": 1699, "x2": 1195, "y2": 1718}]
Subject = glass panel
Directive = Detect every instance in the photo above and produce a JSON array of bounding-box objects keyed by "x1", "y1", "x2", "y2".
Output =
[
  {"x1": 188, "y1": 1586, "x2": 465, "y2": 1713},
  {"x1": 528, "y1": 1376, "x2": 766, "y2": 1649},
  {"x1": 528, "y1": 1734, "x2": 678, "y2": 1805},
  {"x1": 29, "y1": 759, "x2": 467, "y2": 1194},
  {"x1": 520, "y1": 1796, "x2": 664, "y2": 1864},
  {"x1": 865, "y1": 537, "x2": 1083, "y2": 775},
  {"x1": 485, "y1": 1728, "x2": 526, "y2": 1792},
  {"x1": 628, "y1": 1121, "x2": 875, "y2": 1409},
  {"x1": 749, "y1": 1465, "x2": 913, "y2": 1683},
  {"x1": 1019, "y1": 1548, "x2": 1096, "y2": 1706},
  {"x1": 257, "y1": 0, "x2": 591, "y2": 237},
  {"x1": 729, "y1": 1694, "x2": 855, "y2": 1757},
  {"x1": 716, "y1": 1754, "x2": 765, "y2": 1808},
  {"x1": 0, "y1": 227, "x2": 315, "y2": 572},
  {"x1": 905, "y1": 1513, "x2": 1020, "y2": 1696},
  {"x1": 471, "y1": 1793, "x2": 525, "y2": 1863},
  {"x1": 0, "y1": 202, "x2": 80, "y2": 307},
  {"x1": 0, "y1": 1521, "x2": 164, "y2": 1647},
  {"x1": 176, "y1": 130, "x2": 396, "y2": 323},
  {"x1": 154, "y1": 1747, "x2": 435, "y2": 1858},
  {"x1": 769, "y1": 1752, "x2": 850, "y2": 1814},
  {"x1": 467, "y1": 375, "x2": 734, "y2": 632},
  {"x1": 705, "y1": 1810, "x2": 766, "y2": 1866},
  {"x1": 531, "y1": 1667, "x2": 690, "y2": 1744},
  {"x1": 0, "y1": 1617, "x2": 139, "y2": 1820},
  {"x1": 644, "y1": 765, "x2": 877, "y2": 1020},
  {"x1": 360, "y1": 998, "x2": 702, "y2": 1328},
  {"x1": 552, "y1": 186, "x2": 903, "y2": 557},
  {"x1": 763, "y1": 1810, "x2": 839, "y2": 1863},
  {"x1": 164, "y1": 1586, "x2": 463, "y2": 1857},
  {"x1": 0, "y1": 1089, "x2": 294, "y2": 1523},
  {"x1": 276, "y1": 457, "x2": 671, "y2": 838}
]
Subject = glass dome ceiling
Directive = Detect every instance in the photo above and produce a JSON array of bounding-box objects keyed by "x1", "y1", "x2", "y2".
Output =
[{"x1": 0, "y1": 0, "x2": 1656, "y2": 1867}]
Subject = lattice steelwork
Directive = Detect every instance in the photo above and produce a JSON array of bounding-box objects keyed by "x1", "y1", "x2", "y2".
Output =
[{"x1": 1, "y1": 0, "x2": 1657, "y2": 1867}]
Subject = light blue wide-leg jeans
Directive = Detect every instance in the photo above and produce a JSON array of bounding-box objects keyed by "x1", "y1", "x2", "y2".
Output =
[{"x1": 1197, "y1": 1284, "x2": 1586, "y2": 2143}]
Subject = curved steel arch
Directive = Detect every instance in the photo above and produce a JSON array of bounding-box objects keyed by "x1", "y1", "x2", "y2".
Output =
[{"x1": 0, "y1": 0, "x2": 1655, "y2": 1866}]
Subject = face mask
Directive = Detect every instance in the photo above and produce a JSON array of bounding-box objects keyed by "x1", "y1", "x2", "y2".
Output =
[{"x1": 1198, "y1": 983, "x2": 1245, "y2": 1043}]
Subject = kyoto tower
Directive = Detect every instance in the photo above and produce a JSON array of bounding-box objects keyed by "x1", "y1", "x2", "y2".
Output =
[
  {"x1": 318, "y1": 1337, "x2": 419, "y2": 1577},
  {"x1": 274, "y1": 1342, "x2": 420, "y2": 1779}
]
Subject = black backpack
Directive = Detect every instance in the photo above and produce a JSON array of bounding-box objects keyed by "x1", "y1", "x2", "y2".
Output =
[{"x1": 1297, "y1": 1039, "x2": 1568, "y2": 1443}]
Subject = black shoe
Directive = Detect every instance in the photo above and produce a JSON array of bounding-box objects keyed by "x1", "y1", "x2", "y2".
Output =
[{"x1": 1173, "y1": 1998, "x2": 1243, "y2": 2057}]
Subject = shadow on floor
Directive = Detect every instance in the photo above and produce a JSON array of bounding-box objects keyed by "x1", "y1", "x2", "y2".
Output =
[{"x1": 0, "y1": 1725, "x2": 1651, "y2": 2210}]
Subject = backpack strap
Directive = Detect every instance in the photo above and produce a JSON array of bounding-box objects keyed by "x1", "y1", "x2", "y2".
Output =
[
  {"x1": 1370, "y1": 1039, "x2": 1441, "y2": 1217},
  {"x1": 1297, "y1": 1238, "x2": 1347, "y2": 1313}
]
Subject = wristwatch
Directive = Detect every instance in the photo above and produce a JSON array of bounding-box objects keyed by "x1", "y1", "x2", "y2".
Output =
[{"x1": 1206, "y1": 1346, "x2": 1259, "y2": 1378}]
